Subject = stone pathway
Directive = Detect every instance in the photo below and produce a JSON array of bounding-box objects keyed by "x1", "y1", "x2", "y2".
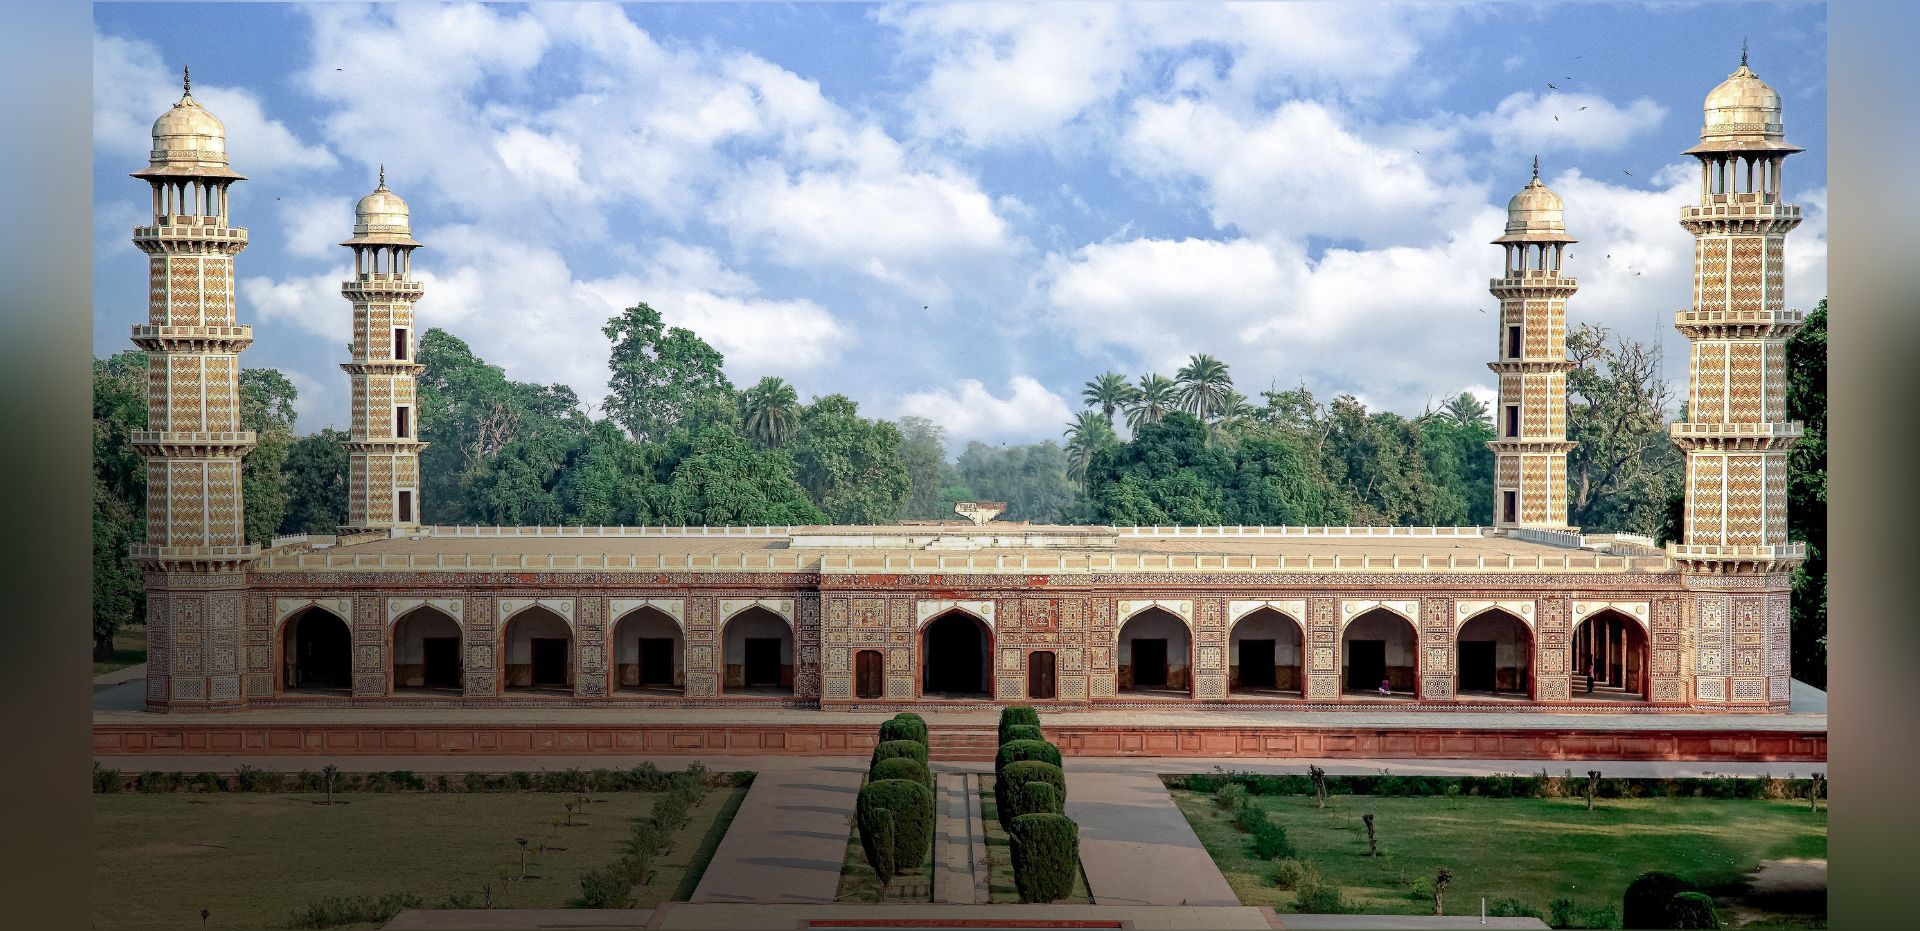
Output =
[
  {"x1": 931, "y1": 771, "x2": 984, "y2": 903},
  {"x1": 1064, "y1": 769, "x2": 1239, "y2": 907},
  {"x1": 688, "y1": 762, "x2": 865, "y2": 904}
]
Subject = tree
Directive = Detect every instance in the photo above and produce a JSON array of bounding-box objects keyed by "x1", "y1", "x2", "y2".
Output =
[
  {"x1": 415, "y1": 328, "x2": 586, "y2": 523},
  {"x1": 93, "y1": 353, "x2": 148, "y2": 659},
  {"x1": 1566, "y1": 324, "x2": 1682, "y2": 534},
  {"x1": 1125, "y1": 374, "x2": 1177, "y2": 431},
  {"x1": 1063, "y1": 411, "x2": 1116, "y2": 488},
  {"x1": 1175, "y1": 353, "x2": 1234, "y2": 420},
  {"x1": 789, "y1": 395, "x2": 910, "y2": 524},
  {"x1": 602, "y1": 302, "x2": 733, "y2": 442},
  {"x1": 92, "y1": 478, "x2": 143, "y2": 660},
  {"x1": 742, "y1": 376, "x2": 800, "y2": 450},
  {"x1": 1081, "y1": 371, "x2": 1137, "y2": 425},
  {"x1": 238, "y1": 368, "x2": 299, "y2": 545},
  {"x1": 657, "y1": 425, "x2": 825, "y2": 525},
  {"x1": 1322, "y1": 396, "x2": 1457, "y2": 525},
  {"x1": 953, "y1": 441, "x2": 1080, "y2": 523},
  {"x1": 279, "y1": 429, "x2": 349, "y2": 534},
  {"x1": 894, "y1": 416, "x2": 950, "y2": 520},
  {"x1": 1086, "y1": 413, "x2": 1229, "y2": 525},
  {"x1": 1785, "y1": 299, "x2": 1827, "y2": 686},
  {"x1": 551, "y1": 420, "x2": 658, "y2": 526}
]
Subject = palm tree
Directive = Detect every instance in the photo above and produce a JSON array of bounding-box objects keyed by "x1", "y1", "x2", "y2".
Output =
[
  {"x1": 1441, "y1": 391, "x2": 1491, "y2": 427},
  {"x1": 742, "y1": 376, "x2": 800, "y2": 449},
  {"x1": 1175, "y1": 353, "x2": 1234, "y2": 420},
  {"x1": 1063, "y1": 410, "x2": 1113, "y2": 487},
  {"x1": 1208, "y1": 390, "x2": 1257, "y2": 442},
  {"x1": 1082, "y1": 372, "x2": 1137, "y2": 425},
  {"x1": 1126, "y1": 374, "x2": 1177, "y2": 431}
]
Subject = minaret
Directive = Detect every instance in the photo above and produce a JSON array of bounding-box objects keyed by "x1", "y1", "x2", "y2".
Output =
[
  {"x1": 339, "y1": 168, "x2": 427, "y2": 531},
  {"x1": 131, "y1": 69, "x2": 256, "y2": 710},
  {"x1": 1487, "y1": 157, "x2": 1577, "y2": 530},
  {"x1": 1670, "y1": 49, "x2": 1803, "y2": 709}
]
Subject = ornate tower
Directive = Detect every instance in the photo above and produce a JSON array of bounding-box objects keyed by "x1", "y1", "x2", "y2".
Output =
[
  {"x1": 1487, "y1": 158, "x2": 1577, "y2": 530},
  {"x1": 340, "y1": 168, "x2": 427, "y2": 531},
  {"x1": 131, "y1": 69, "x2": 256, "y2": 710},
  {"x1": 1670, "y1": 49, "x2": 1803, "y2": 710}
]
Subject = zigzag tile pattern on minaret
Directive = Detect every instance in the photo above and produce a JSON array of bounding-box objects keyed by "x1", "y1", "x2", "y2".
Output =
[
  {"x1": 1671, "y1": 50, "x2": 1804, "y2": 710},
  {"x1": 339, "y1": 167, "x2": 427, "y2": 531},
  {"x1": 1487, "y1": 158, "x2": 1578, "y2": 530}
]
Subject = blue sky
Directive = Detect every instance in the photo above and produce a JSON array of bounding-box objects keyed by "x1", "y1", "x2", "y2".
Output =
[{"x1": 93, "y1": 2, "x2": 1827, "y2": 444}]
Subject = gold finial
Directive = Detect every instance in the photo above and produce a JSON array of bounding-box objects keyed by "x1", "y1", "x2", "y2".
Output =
[{"x1": 1532, "y1": 155, "x2": 1540, "y2": 180}]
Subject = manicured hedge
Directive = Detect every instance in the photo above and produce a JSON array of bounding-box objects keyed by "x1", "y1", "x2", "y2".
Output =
[
  {"x1": 879, "y1": 716, "x2": 927, "y2": 746},
  {"x1": 857, "y1": 778, "x2": 935, "y2": 881},
  {"x1": 1174, "y1": 770, "x2": 1827, "y2": 801},
  {"x1": 857, "y1": 806, "x2": 898, "y2": 882},
  {"x1": 996, "y1": 760, "x2": 1067, "y2": 831},
  {"x1": 1002, "y1": 723, "x2": 1044, "y2": 744},
  {"x1": 996, "y1": 738, "x2": 1063, "y2": 774},
  {"x1": 998, "y1": 705, "x2": 1041, "y2": 744},
  {"x1": 872, "y1": 739, "x2": 929, "y2": 769},
  {"x1": 1009, "y1": 812, "x2": 1079, "y2": 903},
  {"x1": 871, "y1": 755, "x2": 933, "y2": 788},
  {"x1": 93, "y1": 762, "x2": 743, "y2": 794},
  {"x1": 1666, "y1": 891, "x2": 1721, "y2": 929},
  {"x1": 1020, "y1": 780, "x2": 1061, "y2": 815},
  {"x1": 1624, "y1": 871, "x2": 1697, "y2": 930}
]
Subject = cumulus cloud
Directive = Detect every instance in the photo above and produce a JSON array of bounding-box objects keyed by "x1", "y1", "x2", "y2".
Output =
[
  {"x1": 1471, "y1": 91, "x2": 1668, "y2": 153},
  {"x1": 275, "y1": 194, "x2": 357, "y2": 260},
  {"x1": 897, "y1": 376, "x2": 1075, "y2": 445},
  {"x1": 94, "y1": 32, "x2": 336, "y2": 174}
]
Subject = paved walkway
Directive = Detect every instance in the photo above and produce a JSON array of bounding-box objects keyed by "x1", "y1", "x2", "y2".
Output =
[
  {"x1": 1064, "y1": 768, "x2": 1239, "y2": 907},
  {"x1": 687, "y1": 762, "x2": 865, "y2": 904},
  {"x1": 932, "y1": 771, "x2": 984, "y2": 904},
  {"x1": 94, "y1": 662, "x2": 147, "y2": 687}
]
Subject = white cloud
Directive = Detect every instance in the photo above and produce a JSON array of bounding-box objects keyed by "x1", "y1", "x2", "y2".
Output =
[
  {"x1": 276, "y1": 194, "x2": 356, "y2": 260},
  {"x1": 240, "y1": 268, "x2": 350, "y2": 339},
  {"x1": 1471, "y1": 91, "x2": 1668, "y2": 153},
  {"x1": 93, "y1": 32, "x2": 337, "y2": 174},
  {"x1": 897, "y1": 376, "x2": 1075, "y2": 444}
]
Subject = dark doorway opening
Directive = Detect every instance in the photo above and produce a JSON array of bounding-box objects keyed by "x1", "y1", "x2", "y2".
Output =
[
  {"x1": 531, "y1": 638, "x2": 567, "y2": 686},
  {"x1": 922, "y1": 613, "x2": 990, "y2": 697},
  {"x1": 855, "y1": 649, "x2": 883, "y2": 700},
  {"x1": 744, "y1": 637, "x2": 781, "y2": 687},
  {"x1": 638, "y1": 637, "x2": 674, "y2": 686},
  {"x1": 1239, "y1": 639, "x2": 1276, "y2": 689},
  {"x1": 1132, "y1": 638, "x2": 1169, "y2": 688},
  {"x1": 285, "y1": 611, "x2": 351, "y2": 691},
  {"x1": 1346, "y1": 639, "x2": 1386, "y2": 692},
  {"x1": 1458, "y1": 640, "x2": 1496, "y2": 693},
  {"x1": 1028, "y1": 651, "x2": 1057, "y2": 700},
  {"x1": 422, "y1": 637, "x2": 461, "y2": 689}
]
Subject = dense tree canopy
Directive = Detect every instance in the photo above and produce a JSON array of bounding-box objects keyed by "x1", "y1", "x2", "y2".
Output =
[
  {"x1": 1786, "y1": 300, "x2": 1827, "y2": 686},
  {"x1": 603, "y1": 302, "x2": 732, "y2": 443}
]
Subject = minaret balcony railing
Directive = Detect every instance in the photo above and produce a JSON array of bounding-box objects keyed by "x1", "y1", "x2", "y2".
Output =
[
  {"x1": 1668, "y1": 421, "x2": 1803, "y2": 448},
  {"x1": 1668, "y1": 542, "x2": 1806, "y2": 563},
  {"x1": 341, "y1": 277, "x2": 425, "y2": 299},
  {"x1": 131, "y1": 430, "x2": 259, "y2": 457},
  {"x1": 130, "y1": 543, "x2": 261, "y2": 570},
  {"x1": 133, "y1": 223, "x2": 247, "y2": 243},
  {"x1": 1488, "y1": 274, "x2": 1577, "y2": 290},
  {"x1": 130, "y1": 324, "x2": 254, "y2": 352}
]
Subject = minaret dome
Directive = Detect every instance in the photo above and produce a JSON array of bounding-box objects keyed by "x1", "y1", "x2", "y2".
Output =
[{"x1": 143, "y1": 67, "x2": 242, "y2": 179}]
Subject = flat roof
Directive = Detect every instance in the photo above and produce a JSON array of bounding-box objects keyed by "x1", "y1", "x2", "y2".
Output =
[{"x1": 257, "y1": 525, "x2": 1675, "y2": 577}]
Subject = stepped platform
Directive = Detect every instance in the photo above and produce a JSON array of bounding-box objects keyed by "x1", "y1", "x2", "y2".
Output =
[{"x1": 93, "y1": 702, "x2": 1825, "y2": 763}]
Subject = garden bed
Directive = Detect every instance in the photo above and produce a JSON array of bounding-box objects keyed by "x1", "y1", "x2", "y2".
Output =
[{"x1": 978, "y1": 773, "x2": 1093, "y2": 905}]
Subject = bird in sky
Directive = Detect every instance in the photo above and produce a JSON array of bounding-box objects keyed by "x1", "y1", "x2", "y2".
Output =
[
  {"x1": 1553, "y1": 115, "x2": 1559, "y2": 121},
  {"x1": 1622, "y1": 169, "x2": 1633, "y2": 176},
  {"x1": 1547, "y1": 82, "x2": 1559, "y2": 89},
  {"x1": 1578, "y1": 106, "x2": 1589, "y2": 111}
]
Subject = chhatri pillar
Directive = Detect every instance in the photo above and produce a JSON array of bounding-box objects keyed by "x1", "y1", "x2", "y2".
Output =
[{"x1": 1669, "y1": 48, "x2": 1804, "y2": 711}]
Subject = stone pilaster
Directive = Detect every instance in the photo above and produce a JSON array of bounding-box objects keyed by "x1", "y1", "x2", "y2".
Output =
[{"x1": 1305, "y1": 595, "x2": 1340, "y2": 701}]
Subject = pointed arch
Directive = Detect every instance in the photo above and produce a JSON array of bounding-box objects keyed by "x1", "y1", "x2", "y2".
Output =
[
  {"x1": 390, "y1": 606, "x2": 462, "y2": 694},
  {"x1": 720, "y1": 606, "x2": 793, "y2": 696},
  {"x1": 1116, "y1": 606, "x2": 1193, "y2": 699},
  {"x1": 610, "y1": 605, "x2": 684, "y2": 697},
  {"x1": 1340, "y1": 607, "x2": 1420, "y2": 700},
  {"x1": 1229, "y1": 607, "x2": 1305, "y2": 697},
  {"x1": 919, "y1": 609, "x2": 992, "y2": 699},
  {"x1": 278, "y1": 605, "x2": 352, "y2": 694},
  {"x1": 1573, "y1": 608, "x2": 1650, "y2": 702},
  {"x1": 1455, "y1": 609, "x2": 1534, "y2": 700},
  {"x1": 500, "y1": 605, "x2": 573, "y2": 694}
]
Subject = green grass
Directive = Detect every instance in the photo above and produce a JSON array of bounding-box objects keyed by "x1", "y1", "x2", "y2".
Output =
[
  {"x1": 1171, "y1": 788, "x2": 1827, "y2": 920},
  {"x1": 93, "y1": 784, "x2": 747, "y2": 930},
  {"x1": 93, "y1": 625, "x2": 147, "y2": 675},
  {"x1": 978, "y1": 774, "x2": 1093, "y2": 904}
]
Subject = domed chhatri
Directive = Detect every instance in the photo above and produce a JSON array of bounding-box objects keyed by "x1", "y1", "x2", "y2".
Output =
[
  {"x1": 138, "y1": 66, "x2": 244, "y2": 180},
  {"x1": 343, "y1": 166, "x2": 422, "y2": 247},
  {"x1": 1495, "y1": 158, "x2": 1574, "y2": 245},
  {"x1": 1686, "y1": 46, "x2": 1802, "y2": 155}
]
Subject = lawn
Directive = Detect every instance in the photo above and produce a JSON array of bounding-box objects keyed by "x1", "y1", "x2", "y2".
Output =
[
  {"x1": 94, "y1": 624, "x2": 147, "y2": 675},
  {"x1": 93, "y1": 783, "x2": 747, "y2": 930},
  {"x1": 978, "y1": 774, "x2": 1093, "y2": 904},
  {"x1": 1170, "y1": 788, "x2": 1826, "y2": 921}
]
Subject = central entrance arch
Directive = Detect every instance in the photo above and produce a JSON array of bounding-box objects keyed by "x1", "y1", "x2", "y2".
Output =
[
  {"x1": 721, "y1": 607, "x2": 793, "y2": 696},
  {"x1": 1455, "y1": 609, "x2": 1534, "y2": 700},
  {"x1": 1342, "y1": 608, "x2": 1419, "y2": 700},
  {"x1": 1117, "y1": 607, "x2": 1192, "y2": 699},
  {"x1": 281, "y1": 606, "x2": 352, "y2": 694},
  {"x1": 920, "y1": 610, "x2": 992, "y2": 699},
  {"x1": 610, "y1": 607, "x2": 684, "y2": 697},
  {"x1": 1229, "y1": 608, "x2": 1305, "y2": 698},
  {"x1": 390, "y1": 607, "x2": 462, "y2": 694},
  {"x1": 1573, "y1": 609, "x2": 1649, "y2": 702},
  {"x1": 501, "y1": 606, "x2": 573, "y2": 694}
]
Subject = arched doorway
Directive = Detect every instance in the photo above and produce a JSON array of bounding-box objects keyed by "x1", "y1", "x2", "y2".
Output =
[
  {"x1": 391, "y1": 607, "x2": 462, "y2": 694},
  {"x1": 1455, "y1": 610, "x2": 1534, "y2": 701},
  {"x1": 501, "y1": 607, "x2": 573, "y2": 694},
  {"x1": 610, "y1": 607, "x2": 683, "y2": 697},
  {"x1": 1342, "y1": 608, "x2": 1418, "y2": 700},
  {"x1": 1229, "y1": 609, "x2": 1305, "y2": 698},
  {"x1": 1573, "y1": 610, "x2": 1649, "y2": 702},
  {"x1": 722, "y1": 607, "x2": 793, "y2": 696},
  {"x1": 281, "y1": 607, "x2": 352, "y2": 693},
  {"x1": 1117, "y1": 608, "x2": 1191, "y2": 699},
  {"x1": 920, "y1": 611, "x2": 991, "y2": 699}
]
